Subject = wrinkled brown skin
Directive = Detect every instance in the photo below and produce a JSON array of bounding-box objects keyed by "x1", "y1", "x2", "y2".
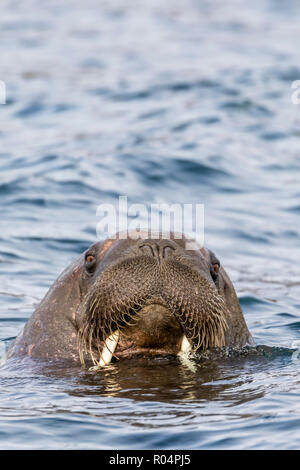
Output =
[
  {"x1": 7, "y1": 233, "x2": 254, "y2": 365},
  {"x1": 199, "y1": 247, "x2": 252, "y2": 348},
  {"x1": 7, "y1": 256, "x2": 85, "y2": 364}
]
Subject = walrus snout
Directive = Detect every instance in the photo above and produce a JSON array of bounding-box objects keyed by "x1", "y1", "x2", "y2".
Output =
[
  {"x1": 124, "y1": 303, "x2": 183, "y2": 349},
  {"x1": 77, "y1": 243, "x2": 229, "y2": 367}
]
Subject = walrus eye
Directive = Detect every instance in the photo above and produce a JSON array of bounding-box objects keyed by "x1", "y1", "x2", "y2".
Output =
[
  {"x1": 211, "y1": 262, "x2": 220, "y2": 282},
  {"x1": 85, "y1": 254, "x2": 96, "y2": 273},
  {"x1": 213, "y1": 263, "x2": 219, "y2": 274}
]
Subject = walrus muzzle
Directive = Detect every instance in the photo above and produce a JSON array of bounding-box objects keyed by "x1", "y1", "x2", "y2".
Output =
[{"x1": 78, "y1": 254, "x2": 228, "y2": 366}]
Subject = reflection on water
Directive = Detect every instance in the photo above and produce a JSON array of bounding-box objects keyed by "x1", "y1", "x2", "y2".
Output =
[
  {"x1": 0, "y1": 347, "x2": 294, "y2": 412},
  {"x1": 0, "y1": 346, "x2": 299, "y2": 448}
]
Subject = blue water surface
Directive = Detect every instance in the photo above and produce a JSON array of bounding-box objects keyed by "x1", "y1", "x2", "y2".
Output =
[{"x1": 0, "y1": 0, "x2": 300, "y2": 450}]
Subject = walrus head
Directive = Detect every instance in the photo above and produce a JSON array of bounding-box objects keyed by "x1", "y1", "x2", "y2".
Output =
[
  {"x1": 76, "y1": 232, "x2": 253, "y2": 367},
  {"x1": 7, "y1": 231, "x2": 253, "y2": 367}
]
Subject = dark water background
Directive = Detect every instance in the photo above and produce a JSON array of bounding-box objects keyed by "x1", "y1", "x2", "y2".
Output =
[{"x1": 1, "y1": 0, "x2": 300, "y2": 449}]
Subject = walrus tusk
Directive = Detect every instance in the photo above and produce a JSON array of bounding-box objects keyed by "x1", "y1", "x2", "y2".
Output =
[
  {"x1": 180, "y1": 335, "x2": 192, "y2": 353},
  {"x1": 99, "y1": 330, "x2": 120, "y2": 367}
]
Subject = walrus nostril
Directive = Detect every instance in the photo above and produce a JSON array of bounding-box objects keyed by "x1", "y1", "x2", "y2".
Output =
[
  {"x1": 138, "y1": 241, "x2": 175, "y2": 259},
  {"x1": 139, "y1": 241, "x2": 157, "y2": 258},
  {"x1": 162, "y1": 245, "x2": 175, "y2": 258}
]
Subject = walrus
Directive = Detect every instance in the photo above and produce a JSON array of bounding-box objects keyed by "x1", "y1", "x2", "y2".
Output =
[{"x1": 6, "y1": 232, "x2": 254, "y2": 367}]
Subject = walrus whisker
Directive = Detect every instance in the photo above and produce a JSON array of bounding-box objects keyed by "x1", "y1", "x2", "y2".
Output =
[
  {"x1": 117, "y1": 315, "x2": 142, "y2": 338},
  {"x1": 78, "y1": 294, "x2": 149, "y2": 365},
  {"x1": 89, "y1": 296, "x2": 99, "y2": 316},
  {"x1": 119, "y1": 314, "x2": 137, "y2": 328},
  {"x1": 95, "y1": 332, "x2": 102, "y2": 359},
  {"x1": 208, "y1": 323, "x2": 213, "y2": 346},
  {"x1": 78, "y1": 255, "x2": 230, "y2": 366},
  {"x1": 79, "y1": 319, "x2": 91, "y2": 363},
  {"x1": 88, "y1": 322, "x2": 99, "y2": 365}
]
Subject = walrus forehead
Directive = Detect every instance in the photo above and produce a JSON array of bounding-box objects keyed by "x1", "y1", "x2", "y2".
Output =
[
  {"x1": 200, "y1": 247, "x2": 210, "y2": 261},
  {"x1": 200, "y1": 247, "x2": 220, "y2": 265},
  {"x1": 83, "y1": 235, "x2": 212, "y2": 277},
  {"x1": 83, "y1": 234, "x2": 213, "y2": 279},
  {"x1": 99, "y1": 239, "x2": 115, "y2": 256},
  {"x1": 93, "y1": 231, "x2": 202, "y2": 255}
]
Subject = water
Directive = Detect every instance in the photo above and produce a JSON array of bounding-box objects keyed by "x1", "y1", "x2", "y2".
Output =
[{"x1": 0, "y1": 0, "x2": 300, "y2": 450}]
